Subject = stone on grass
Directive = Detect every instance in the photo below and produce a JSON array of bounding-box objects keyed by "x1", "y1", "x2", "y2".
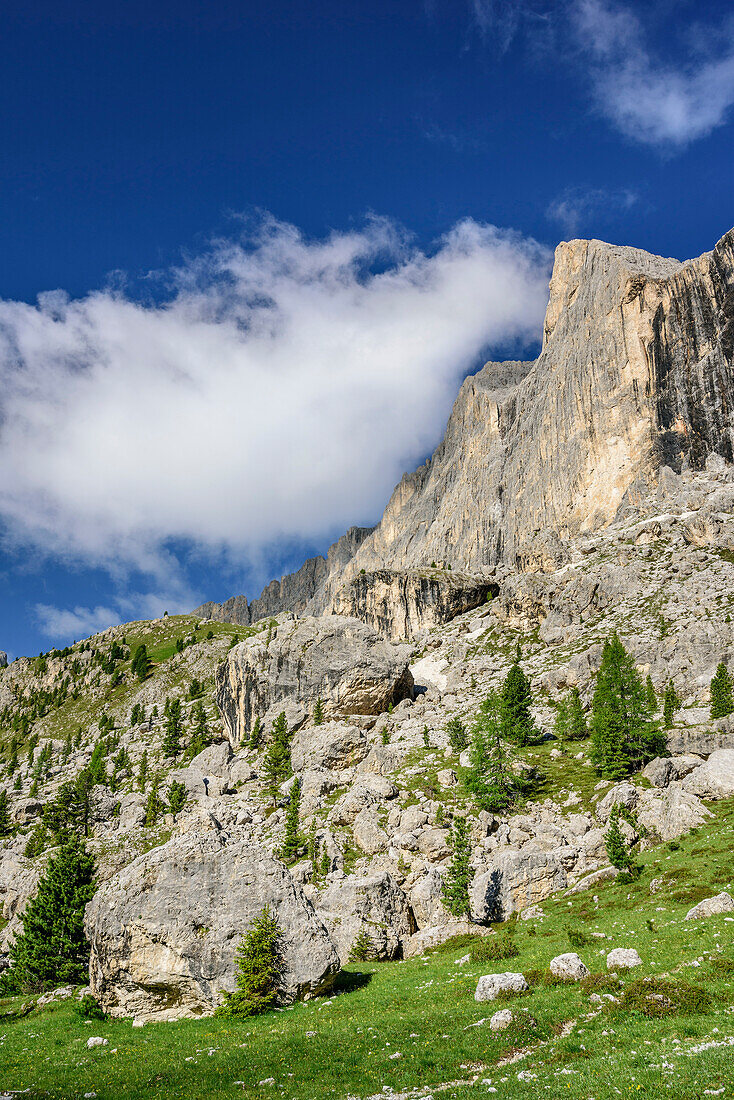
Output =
[
  {"x1": 606, "y1": 948, "x2": 642, "y2": 970},
  {"x1": 490, "y1": 1009, "x2": 514, "y2": 1030},
  {"x1": 549, "y1": 953, "x2": 589, "y2": 981},
  {"x1": 685, "y1": 891, "x2": 734, "y2": 921},
  {"x1": 87, "y1": 1037, "x2": 108, "y2": 1049},
  {"x1": 474, "y1": 972, "x2": 528, "y2": 1002}
]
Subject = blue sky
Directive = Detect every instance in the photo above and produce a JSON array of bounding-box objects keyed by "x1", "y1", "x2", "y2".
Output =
[{"x1": 1, "y1": 0, "x2": 734, "y2": 659}]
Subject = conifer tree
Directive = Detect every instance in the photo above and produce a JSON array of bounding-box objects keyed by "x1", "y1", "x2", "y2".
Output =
[
  {"x1": 0, "y1": 789, "x2": 13, "y2": 837},
  {"x1": 464, "y1": 693, "x2": 517, "y2": 813},
  {"x1": 215, "y1": 907, "x2": 283, "y2": 1018},
  {"x1": 645, "y1": 675, "x2": 658, "y2": 714},
  {"x1": 313, "y1": 698, "x2": 325, "y2": 726},
  {"x1": 131, "y1": 644, "x2": 151, "y2": 682},
  {"x1": 500, "y1": 661, "x2": 540, "y2": 745},
  {"x1": 166, "y1": 780, "x2": 187, "y2": 817},
  {"x1": 263, "y1": 712, "x2": 291, "y2": 802},
  {"x1": 554, "y1": 687, "x2": 587, "y2": 745},
  {"x1": 710, "y1": 662, "x2": 734, "y2": 719},
  {"x1": 279, "y1": 778, "x2": 303, "y2": 863},
  {"x1": 8, "y1": 835, "x2": 95, "y2": 991},
  {"x1": 604, "y1": 803, "x2": 639, "y2": 877},
  {"x1": 348, "y1": 928, "x2": 376, "y2": 962},
  {"x1": 663, "y1": 681, "x2": 681, "y2": 729},
  {"x1": 162, "y1": 700, "x2": 181, "y2": 757},
  {"x1": 590, "y1": 634, "x2": 664, "y2": 778},
  {"x1": 248, "y1": 716, "x2": 262, "y2": 750},
  {"x1": 445, "y1": 716, "x2": 468, "y2": 753},
  {"x1": 441, "y1": 816, "x2": 472, "y2": 918},
  {"x1": 144, "y1": 782, "x2": 163, "y2": 826}
]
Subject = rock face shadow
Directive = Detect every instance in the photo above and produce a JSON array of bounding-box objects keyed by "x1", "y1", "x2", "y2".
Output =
[{"x1": 331, "y1": 970, "x2": 373, "y2": 995}]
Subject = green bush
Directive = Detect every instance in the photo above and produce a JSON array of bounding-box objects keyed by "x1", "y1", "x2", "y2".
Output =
[
  {"x1": 215, "y1": 907, "x2": 284, "y2": 1018},
  {"x1": 470, "y1": 931, "x2": 519, "y2": 962},
  {"x1": 615, "y1": 977, "x2": 712, "y2": 1018},
  {"x1": 73, "y1": 994, "x2": 107, "y2": 1021}
]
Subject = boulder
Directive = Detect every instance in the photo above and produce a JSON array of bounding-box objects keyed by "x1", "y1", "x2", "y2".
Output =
[
  {"x1": 402, "y1": 920, "x2": 491, "y2": 958},
  {"x1": 606, "y1": 948, "x2": 642, "y2": 970},
  {"x1": 684, "y1": 891, "x2": 734, "y2": 921},
  {"x1": 642, "y1": 757, "x2": 677, "y2": 788},
  {"x1": 635, "y1": 786, "x2": 712, "y2": 841},
  {"x1": 316, "y1": 871, "x2": 414, "y2": 963},
  {"x1": 470, "y1": 849, "x2": 570, "y2": 923},
  {"x1": 291, "y1": 721, "x2": 370, "y2": 774},
  {"x1": 407, "y1": 868, "x2": 446, "y2": 929},
  {"x1": 216, "y1": 616, "x2": 414, "y2": 744},
  {"x1": 490, "y1": 1009, "x2": 514, "y2": 1030},
  {"x1": 681, "y1": 749, "x2": 734, "y2": 799},
  {"x1": 328, "y1": 775, "x2": 398, "y2": 826},
  {"x1": 549, "y1": 953, "x2": 589, "y2": 981},
  {"x1": 352, "y1": 809, "x2": 389, "y2": 854},
  {"x1": 85, "y1": 828, "x2": 339, "y2": 1021},
  {"x1": 475, "y1": 972, "x2": 528, "y2": 1002}
]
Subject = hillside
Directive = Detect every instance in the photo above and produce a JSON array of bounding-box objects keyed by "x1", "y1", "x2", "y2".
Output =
[{"x1": 1, "y1": 226, "x2": 733, "y2": 1099}]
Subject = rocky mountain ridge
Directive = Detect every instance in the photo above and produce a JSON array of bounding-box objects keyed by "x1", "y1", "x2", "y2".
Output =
[{"x1": 198, "y1": 227, "x2": 734, "y2": 639}]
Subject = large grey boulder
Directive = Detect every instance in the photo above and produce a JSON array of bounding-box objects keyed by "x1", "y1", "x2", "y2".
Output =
[
  {"x1": 85, "y1": 828, "x2": 339, "y2": 1021},
  {"x1": 216, "y1": 616, "x2": 414, "y2": 744},
  {"x1": 475, "y1": 972, "x2": 528, "y2": 1002},
  {"x1": 291, "y1": 721, "x2": 370, "y2": 774},
  {"x1": 315, "y1": 871, "x2": 414, "y2": 963},
  {"x1": 607, "y1": 948, "x2": 642, "y2": 970},
  {"x1": 685, "y1": 891, "x2": 734, "y2": 921},
  {"x1": 680, "y1": 749, "x2": 734, "y2": 799},
  {"x1": 635, "y1": 786, "x2": 712, "y2": 841},
  {"x1": 470, "y1": 849, "x2": 571, "y2": 923},
  {"x1": 549, "y1": 953, "x2": 589, "y2": 981}
]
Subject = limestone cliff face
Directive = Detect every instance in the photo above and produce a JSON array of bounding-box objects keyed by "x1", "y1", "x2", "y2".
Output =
[{"x1": 197, "y1": 228, "x2": 734, "y2": 634}]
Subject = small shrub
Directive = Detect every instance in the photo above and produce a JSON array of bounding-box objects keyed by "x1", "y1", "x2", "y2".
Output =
[
  {"x1": 710, "y1": 956, "x2": 734, "y2": 977},
  {"x1": 615, "y1": 977, "x2": 712, "y2": 1019},
  {"x1": 579, "y1": 973, "x2": 621, "y2": 995},
  {"x1": 73, "y1": 994, "x2": 107, "y2": 1021},
  {"x1": 471, "y1": 931, "x2": 519, "y2": 962},
  {"x1": 348, "y1": 928, "x2": 376, "y2": 962},
  {"x1": 215, "y1": 907, "x2": 283, "y2": 1018},
  {"x1": 566, "y1": 927, "x2": 591, "y2": 949}
]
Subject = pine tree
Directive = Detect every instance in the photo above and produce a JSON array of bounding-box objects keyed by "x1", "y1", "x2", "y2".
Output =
[
  {"x1": 445, "y1": 716, "x2": 468, "y2": 753},
  {"x1": 279, "y1": 778, "x2": 303, "y2": 863},
  {"x1": 554, "y1": 687, "x2": 587, "y2": 745},
  {"x1": 663, "y1": 681, "x2": 681, "y2": 729},
  {"x1": 604, "y1": 804, "x2": 638, "y2": 877},
  {"x1": 249, "y1": 716, "x2": 262, "y2": 750},
  {"x1": 144, "y1": 782, "x2": 163, "y2": 826},
  {"x1": 590, "y1": 634, "x2": 665, "y2": 778},
  {"x1": 645, "y1": 675, "x2": 658, "y2": 714},
  {"x1": 441, "y1": 816, "x2": 472, "y2": 918},
  {"x1": 8, "y1": 835, "x2": 95, "y2": 991},
  {"x1": 131, "y1": 644, "x2": 151, "y2": 682},
  {"x1": 166, "y1": 780, "x2": 187, "y2": 817},
  {"x1": 162, "y1": 701, "x2": 181, "y2": 757},
  {"x1": 263, "y1": 712, "x2": 292, "y2": 802},
  {"x1": 313, "y1": 698, "x2": 325, "y2": 726},
  {"x1": 215, "y1": 907, "x2": 284, "y2": 1018},
  {"x1": 0, "y1": 789, "x2": 13, "y2": 837},
  {"x1": 710, "y1": 662, "x2": 734, "y2": 719},
  {"x1": 348, "y1": 928, "x2": 376, "y2": 962},
  {"x1": 500, "y1": 662, "x2": 540, "y2": 746},
  {"x1": 464, "y1": 693, "x2": 517, "y2": 813}
]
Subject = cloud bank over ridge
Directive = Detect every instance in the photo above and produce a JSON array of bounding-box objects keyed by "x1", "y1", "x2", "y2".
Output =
[{"x1": 0, "y1": 215, "x2": 551, "y2": 609}]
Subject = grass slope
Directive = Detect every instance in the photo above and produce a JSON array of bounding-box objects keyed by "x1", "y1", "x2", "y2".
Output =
[{"x1": 1, "y1": 805, "x2": 733, "y2": 1100}]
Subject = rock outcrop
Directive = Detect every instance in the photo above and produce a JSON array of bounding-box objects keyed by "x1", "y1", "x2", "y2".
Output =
[
  {"x1": 315, "y1": 871, "x2": 415, "y2": 963},
  {"x1": 198, "y1": 229, "x2": 734, "y2": 636},
  {"x1": 216, "y1": 615, "x2": 414, "y2": 744},
  {"x1": 85, "y1": 829, "x2": 339, "y2": 1022}
]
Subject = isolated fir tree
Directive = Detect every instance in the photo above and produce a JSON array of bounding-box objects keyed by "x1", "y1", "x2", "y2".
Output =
[
  {"x1": 248, "y1": 716, "x2": 262, "y2": 750},
  {"x1": 279, "y1": 778, "x2": 303, "y2": 863},
  {"x1": 215, "y1": 907, "x2": 283, "y2": 1018},
  {"x1": 590, "y1": 634, "x2": 664, "y2": 779},
  {"x1": 554, "y1": 686, "x2": 587, "y2": 743},
  {"x1": 0, "y1": 789, "x2": 13, "y2": 837},
  {"x1": 710, "y1": 662, "x2": 734, "y2": 719},
  {"x1": 9, "y1": 835, "x2": 95, "y2": 992},
  {"x1": 138, "y1": 749, "x2": 149, "y2": 792},
  {"x1": 663, "y1": 681, "x2": 681, "y2": 729},
  {"x1": 313, "y1": 698, "x2": 325, "y2": 726},
  {"x1": 645, "y1": 675, "x2": 658, "y2": 714},
  {"x1": 144, "y1": 782, "x2": 163, "y2": 826},
  {"x1": 500, "y1": 661, "x2": 540, "y2": 746},
  {"x1": 263, "y1": 712, "x2": 292, "y2": 802},
  {"x1": 445, "y1": 716, "x2": 469, "y2": 753},
  {"x1": 162, "y1": 700, "x2": 181, "y2": 757},
  {"x1": 604, "y1": 804, "x2": 639, "y2": 878},
  {"x1": 441, "y1": 816, "x2": 472, "y2": 918},
  {"x1": 131, "y1": 644, "x2": 151, "y2": 682},
  {"x1": 167, "y1": 780, "x2": 187, "y2": 818},
  {"x1": 464, "y1": 693, "x2": 517, "y2": 813},
  {"x1": 348, "y1": 928, "x2": 376, "y2": 962}
]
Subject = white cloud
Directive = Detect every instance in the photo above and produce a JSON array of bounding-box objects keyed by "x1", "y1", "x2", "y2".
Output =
[
  {"x1": 0, "y1": 215, "x2": 550, "y2": 588},
  {"x1": 546, "y1": 186, "x2": 638, "y2": 237},
  {"x1": 573, "y1": 0, "x2": 734, "y2": 147},
  {"x1": 34, "y1": 603, "x2": 120, "y2": 640}
]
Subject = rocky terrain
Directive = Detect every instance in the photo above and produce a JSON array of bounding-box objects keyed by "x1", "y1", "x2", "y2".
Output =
[{"x1": 1, "y1": 228, "x2": 733, "y2": 1064}]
